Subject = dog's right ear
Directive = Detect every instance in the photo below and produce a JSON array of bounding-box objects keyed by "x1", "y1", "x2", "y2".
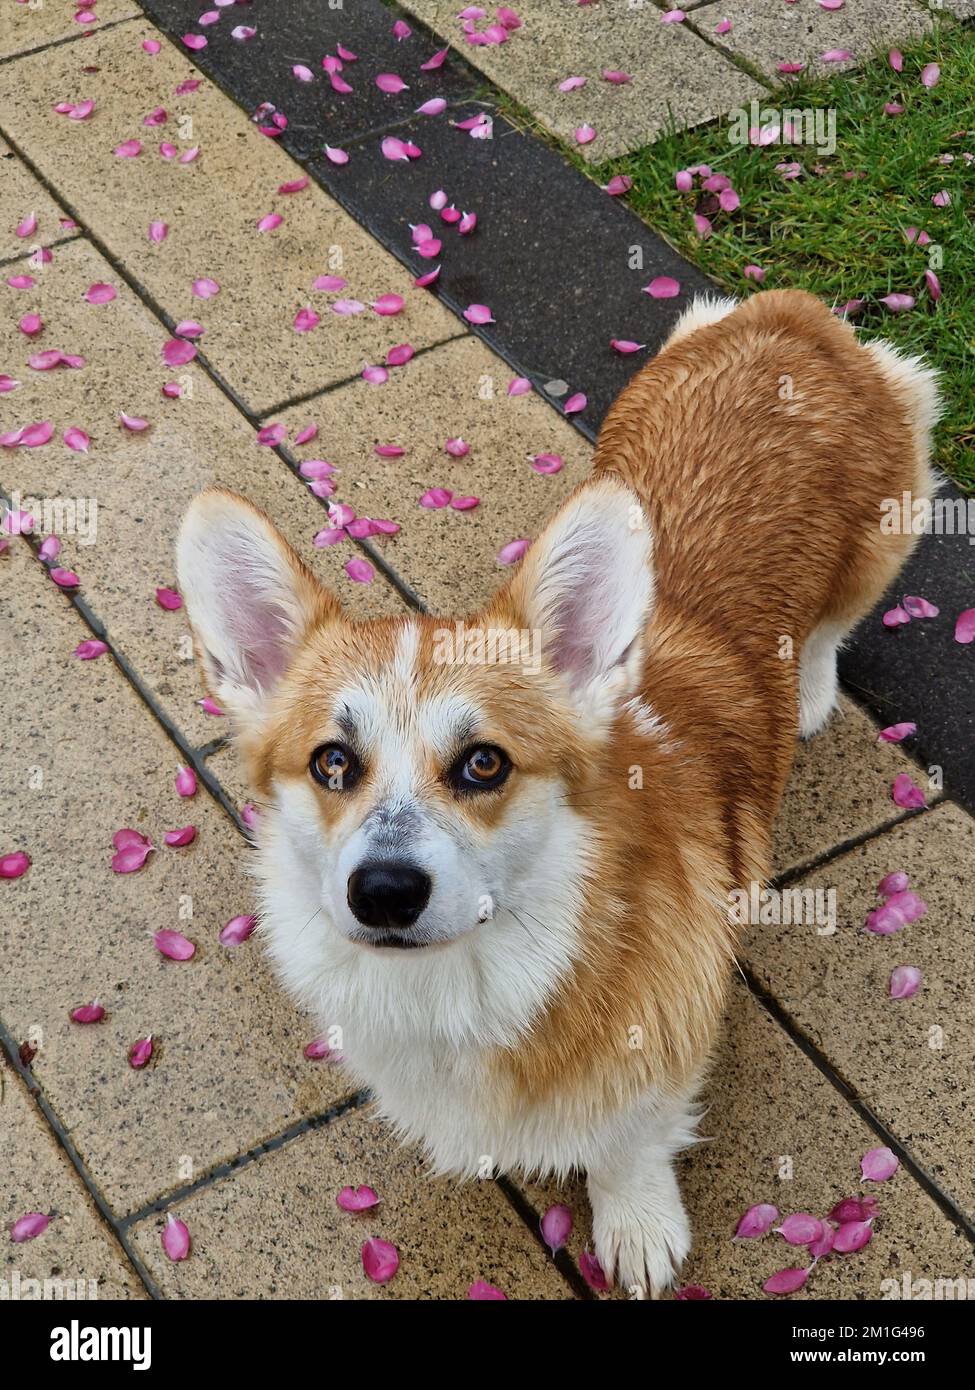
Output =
[{"x1": 176, "y1": 490, "x2": 340, "y2": 723}]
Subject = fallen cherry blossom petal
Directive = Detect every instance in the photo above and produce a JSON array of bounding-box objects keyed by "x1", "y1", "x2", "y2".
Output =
[
  {"x1": 644, "y1": 275, "x2": 681, "y2": 299},
  {"x1": 162, "y1": 1215, "x2": 190, "y2": 1261},
  {"x1": 921, "y1": 63, "x2": 940, "y2": 89},
  {"x1": 660, "y1": 9, "x2": 686, "y2": 23},
  {"x1": 763, "y1": 1266, "x2": 810, "y2": 1295},
  {"x1": 304, "y1": 1037, "x2": 335, "y2": 1060},
  {"x1": 375, "y1": 444, "x2": 405, "y2": 458},
  {"x1": 777, "y1": 1213, "x2": 823, "y2": 1247},
  {"x1": 257, "y1": 213, "x2": 283, "y2": 232},
  {"x1": 420, "y1": 487, "x2": 452, "y2": 509},
  {"x1": 445, "y1": 437, "x2": 470, "y2": 457},
  {"x1": 148, "y1": 220, "x2": 168, "y2": 243},
  {"x1": 451, "y1": 495, "x2": 479, "y2": 510},
  {"x1": 324, "y1": 144, "x2": 350, "y2": 165},
  {"x1": 891, "y1": 773, "x2": 926, "y2": 809},
  {"x1": 469, "y1": 1281, "x2": 507, "y2": 1299},
  {"x1": 417, "y1": 97, "x2": 447, "y2": 116},
  {"x1": 878, "y1": 723, "x2": 916, "y2": 743},
  {"x1": 879, "y1": 293, "x2": 916, "y2": 315},
  {"x1": 154, "y1": 929, "x2": 196, "y2": 961},
  {"x1": 164, "y1": 826, "x2": 197, "y2": 848},
  {"x1": 955, "y1": 609, "x2": 975, "y2": 644},
  {"x1": 579, "y1": 1249, "x2": 610, "y2": 1291},
  {"x1": 174, "y1": 321, "x2": 204, "y2": 340},
  {"x1": 902, "y1": 594, "x2": 939, "y2": 618},
  {"x1": 220, "y1": 914, "x2": 257, "y2": 946},
  {"x1": 362, "y1": 1237, "x2": 399, "y2": 1283},
  {"x1": 564, "y1": 392, "x2": 587, "y2": 415},
  {"x1": 63, "y1": 425, "x2": 92, "y2": 454},
  {"x1": 604, "y1": 175, "x2": 632, "y2": 196},
  {"x1": 114, "y1": 140, "x2": 142, "y2": 158},
  {"x1": 575, "y1": 124, "x2": 596, "y2": 145},
  {"x1": 497, "y1": 538, "x2": 530, "y2": 565},
  {"x1": 75, "y1": 639, "x2": 108, "y2": 660},
  {"x1": 0, "y1": 376, "x2": 21, "y2": 393},
  {"x1": 111, "y1": 839, "x2": 153, "y2": 873},
  {"x1": 372, "y1": 293, "x2": 404, "y2": 316},
  {"x1": 810, "y1": 1225, "x2": 835, "y2": 1260},
  {"x1": 924, "y1": 269, "x2": 942, "y2": 302},
  {"x1": 337, "y1": 1186, "x2": 380, "y2": 1212},
  {"x1": 715, "y1": 17, "x2": 732, "y2": 33},
  {"x1": 50, "y1": 567, "x2": 80, "y2": 588},
  {"x1": 175, "y1": 766, "x2": 197, "y2": 797},
  {"x1": 294, "y1": 307, "x2": 321, "y2": 333},
  {"x1": 932, "y1": 190, "x2": 951, "y2": 208},
  {"x1": 530, "y1": 453, "x2": 563, "y2": 475},
  {"x1": 362, "y1": 364, "x2": 388, "y2": 385},
  {"x1": 829, "y1": 1196, "x2": 877, "y2": 1225},
  {"x1": 19, "y1": 313, "x2": 42, "y2": 338},
  {"x1": 834, "y1": 1220, "x2": 873, "y2": 1253},
  {"x1": 192, "y1": 277, "x2": 220, "y2": 299},
  {"x1": 11, "y1": 1213, "x2": 50, "y2": 1243},
  {"x1": 421, "y1": 48, "x2": 449, "y2": 71},
  {"x1": 1, "y1": 852, "x2": 31, "y2": 880},
  {"x1": 890, "y1": 965, "x2": 922, "y2": 999},
  {"x1": 821, "y1": 49, "x2": 852, "y2": 63},
  {"x1": 345, "y1": 558, "x2": 375, "y2": 584},
  {"x1": 162, "y1": 339, "x2": 196, "y2": 367},
  {"x1": 878, "y1": 871, "x2": 910, "y2": 897},
  {"x1": 540, "y1": 1204, "x2": 572, "y2": 1254},
  {"x1": 376, "y1": 72, "x2": 409, "y2": 94},
  {"x1": 415, "y1": 266, "x2": 441, "y2": 288},
  {"x1": 889, "y1": 50, "x2": 903, "y2": 72},
  {"x1": 735, "y1": 1203, "x2": 779, "y2": 1239},
  {"x1": 883, "y1": 605, "x2": 911, "y2": 628},
  {"x1": 155, "y1": 587, "x2": 182, "y2": 611},
  {"x1": 241, "y1": 803, "x2": 260, "y2": 831},
  {"x1": 861, "y1": 1146, "x2": 899, "y2": 1182},
  {"x1": 129, "y1": 1037, "x2": 154, "y2": 1069},
  {"x1": 386, "y1": 343, "x2": 414, "y2": 366},
  {"x1": 507, "y1": 377, "x2": 532, "y2": 397},
  {"x1": 39, "y1": 536, "x2": 61, "y2": 563},
  {"x1": 70, "y1": 1002, "x2": 105, "y2": 1024},
  {"x1": 458, "y1": 211, "x2": 477, "y2": 235}
]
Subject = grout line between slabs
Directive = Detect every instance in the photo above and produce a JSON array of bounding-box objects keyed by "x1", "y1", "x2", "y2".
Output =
[
  {"x1": 0, "y1": 231, "x2": 82, "y2": 270},
  {"x1": 772, "y1": 801, "x2": 941, "y2": 890},
  {"x1": 0, "y1": 1018, "x2": 163, "y2": 1300}
]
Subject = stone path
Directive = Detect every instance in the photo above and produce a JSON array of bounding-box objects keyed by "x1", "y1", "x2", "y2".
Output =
[{"x1": 1, "y1": 4, "x2": 973, "y2": 1302}]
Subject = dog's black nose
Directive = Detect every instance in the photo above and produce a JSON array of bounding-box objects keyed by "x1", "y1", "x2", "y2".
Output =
[{"x1": 347, "y1": 862, "x2": 432, "y2": 930}]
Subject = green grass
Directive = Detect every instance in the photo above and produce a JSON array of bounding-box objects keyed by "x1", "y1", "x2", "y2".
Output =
[{"x1": 589, "y1": 22, "x2": 975, "y2": 488}]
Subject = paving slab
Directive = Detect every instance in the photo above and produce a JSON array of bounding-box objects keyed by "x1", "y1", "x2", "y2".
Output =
[
  {"x1": 135, "y1": 0, "x2": 480, "y2": 156},
  {"x1": 399, "y1": 0, "x2": 765, "y2": 161},
  {"x1": 274, "y1": 335, "x2": 593, "y2": 613},
  {"x1": 521, "y1": 982, "x2": 974, "y2": 1299},
  {"x1": 840, "y1": 490, "x2": 975, "y2": 817},
  {"x1": 0, "y1": 539, "x2": 357, "y2": 1216},
  {"x1": 699, "y1": 0, "x2": 932, "y2": 81},
  {"x1": 0, "y1": 1067, "x2": 145, "y2": 1299},
  {"x1": 1, "y1": 140, "x2": 79, "y2": 264},
  {"x1": 0, "y1": 20, "x2": 460, "y2": 415},
  {"x1": 746, "y1": 802, "x2": 975, "y2": 1223},
  {"x1": 0, "y1": 0, "x2": 139, "y2": 62},
  {"x1": 130, "y1": 1104, "x2": 577, "y2": 1300},
  {"x1": 772, "y1": 694, "x2": 928, "y2": 878},
  {"x1": 1, "y1": 237, "x2": 405, "y2": 750}
]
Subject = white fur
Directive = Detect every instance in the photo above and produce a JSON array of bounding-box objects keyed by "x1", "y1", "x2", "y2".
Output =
[
  {"x1": 663, "y1": 293, "x2": 738, "y2": 349},
  {"x1": 798, "y1": 618, "x2": 846, "y2": 739}
]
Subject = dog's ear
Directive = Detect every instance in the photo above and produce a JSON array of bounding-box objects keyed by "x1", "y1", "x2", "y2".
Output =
[
  {"x1": 176, "y1": 489, "x2": 340, "y2": 722},
  {"x1": 502, "y1": 477, "x2": 653, "y2": 726}
]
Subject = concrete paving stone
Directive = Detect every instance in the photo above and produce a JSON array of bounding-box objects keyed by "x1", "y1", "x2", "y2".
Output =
[
  {"x1": 0, "y1": 237, "x2": 406, "y2": 749},
  {"x1": 699, "y1": 0, "x2": 932, "y2": 81},
  {"x1": 0, "y1": 0, "x2": 139, "y2": 62},
  {"x1": 772, "y1": 694, "x2": 928, "y2": 878},
  {"x1": 840, "y1": 487, "x2": 975, "y2": 818},
  {"x1": 274, "y1": 335, "x2": 593, "y2": 613},
  {"x1": 400, "y1": 0, "x2": 765, "y2": 160},
  {"x1": 520, "y1": 982, "x2": 975, "y2": 1299},
  {"x1": 0, "y1": 539, "x2": 358, "y2": 1215},
  {"x1": 130, "y1": 1103, "x2": 578, "y2": 1300},
  {"x1": 0, "y1": 20, "x2": 460, "y2": 415},
  {"x1": 136, "y1": 0, "x2": 480, "y2": 156},
  {"x1": 745, "y1": 802, "x2": 975, "y2": 1222},
  {"x1": 204, "y1": 743, "x2": 252, "y2": 821},
  {"x1": 942, "y1": 0, "x2": 975, "y2": 17},
  {"x1": 0, "y1": 1068, "x2": 145, "y2": 1299},
  {"x1": 1, "y1": 140, "x2": 79, "y2": 264}
]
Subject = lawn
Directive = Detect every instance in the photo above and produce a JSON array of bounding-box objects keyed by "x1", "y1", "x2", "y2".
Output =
[{"x1": 589, "y1": 23, "x2": 975, "y2": 489}]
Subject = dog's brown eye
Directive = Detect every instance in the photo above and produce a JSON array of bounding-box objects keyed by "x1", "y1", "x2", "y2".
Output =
[
  {"x1": 452, "y1": 745, "x2": 511, "y2": 792},
  {"x1": 310, "y1": 743, "x2": 359, "y2": 789}
]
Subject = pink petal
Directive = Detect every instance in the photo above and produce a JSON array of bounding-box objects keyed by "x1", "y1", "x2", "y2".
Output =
[
  {"x1": 540, "y1": 1204, "x2": 572, "y2": 1254},
  {"x1": 468, "y1": 1281, "x2": 507, "y2": 1300},
  {"x1": 393, "y1": 19, "x2": 412, "y2": 40},
  {"x1": 421, "y1": 48, "x2": 449, "y2": 71},
  {"x1": 39, "y1": 536, "x2": 61, "y2": 563},
  {"x1": 386, "y1": 343, "x2": 414, "y2": 366},
  {"x1": 241, "y1": 803, "x2": 260, "y2": 831},
  {"x1": 70, "y1": 1002, "x2": 105, "y2": 1024},
  {"x1": 932, "y1": 190, "x2": 951, "y2": 207},
  {"x1": 415, "y1": 237, "x2": 441, "y2": 259},
  {"x1": 821, "y1": 49, "x2": 852, "y2": 63},
  {"x1": 890, "y1": 965, "x2": 922, "y2": 1000},
  {"x1": 336, "y1": 1186, "x2": 380, "y2": 1212},
  {"x1": 530, "y1": 452, "x2": 564, "y2": 475},
  {"x1": 416, "y1": 98, "x2": 447, "y2": 116},
  {"x1": 574, "y1": 124, "x2": 596, "y2": 145},
  {"x1": 278, "y1": 178, "x2": 309, "y2": 195},
  {"x1": 111, "y1": 840, "x2": 154, "y2": 873},
  {"x1": 292, "y1": 64, "x2": 315, "y2": 83},
  {"x1": 362, "y1": 364, "x2": 389, "y2": 385},
  {"x1": 878, "y1": 723, "x2": 916, "y2": 743},
  {"x1": 179, "y1": 147, "x2": 200, "y2": 165},
  {"x1": 376, "y1": 73, "x2": 409, "y2": 94},
  {"x1": 564, "y1": 392, "x2": 587, "y2": 415},
  {"x1": 164, "y1": 826, "x2": 197, "y2": 848},
  {"x1": 458, "y1": 212, "x2": 477, "y2": 235},
  {"x1": 114, "y1": 140, "x2": 143, "y2": 158},
  {"x1": 162, "y1": 339, "x2": 196, "y2": 367},
  {"x1": 954, "y1": 608, "x2": 975, "y2": 644},
  {"x1": 50, "y1": 567, "x2": 80, "y2": 588},
  {"x1": 220, "y1": 913, "x2": 257, "y2": 946},
  {"x1": 833, "y1": 1220, "x2": 873, "y2": 1254},
  {"x1": 878, "y1": 871, "x2": 911, "y2": 897},
  {"x1": 445, "y1": 437, "x2": 470, "y2": 457},
  {"x1": 332, "y1": 298, "x2": 366, "y2": 316},
  {"x1": 375, "y1": 444, "x2": 405, "y2": 458},
  {"x1": 660, "y1": 9, "x2": 686, "y2": 22},
  {"x1": 129, "y1": 1036, "x2": 154, "y2": 1069},
  {"x1": 148, "y1": 220, "x2": 168, "y2": 243},
  {"x1": 735, "y1": 1203, "x2": 779, "y2": 1239},
  {"x1": 693, "y1": 213, "x2": 713, "y2": 238},
  {"x1": 644, "y1": 275, "x2": 681, "y2": 299},
  {"x1": 324, "y1": 144, "x2": 350, "y2": 165},
  {"x1": 497, "y1": 538, "x2": 530, "y2": 565},
  {"x1": 879, "y1": 293, "x2": 915, "y2": 314},
  {"x1": 75, "y1": 639, "x2": 108, "y2": 659},
  {"x1": 864, "y1": 902, "x2": 907, "y2": 936},
  {"x1": 154, "y1": 929, "x2": 196, "y2": 961},
  {"x1": 924, "y1": 269, "x2": 942, "y2": 302},
  {"x1": 313, "y1": 275, "x2": 347, "y2": 293},
  {"x1": 0, "y1": 851, "x2": 31, "y2": 880},
  {"x1": 64, "y1": 415, "x2": 94, "y2": 441},
  {"x1": 144, "y1": 39, "x2": 161, "y2": 54},
  {"x1": 715, "y1": 18, "x2": 732, "y2": 33},
  {"x1": 182, "y1": 34, "x2": 207, "y2": 51},
  {"x1": 161, "y1": 1215, "x2": 191, "y2": 1261},
  {"x1": 0, "y1": 376, "x2": 21, "y2": 393},
  {"x1": 345, "y1": 558, "x2": 375, "y2": 584},
  {"x1": 818, "y1": 0, "x2": 844, "y2": 7},
  {"x1": 809, "y1": 1225, "x2": 835, "y2": 1260},
  {"x1": 891, "y1": 773, "x2": 926, "y2": 809},
  {"x1": 175, "y1": 765, "x2": 197, "y2": 797},
  {"x1": 6, "y1": 275, "x2": 35, "y2": 290},
  {"x1": 604, "y1": 175, "x2": 632, "y2": 196},
  {"x1": 143, "y1": 106, "x2": 168, "y2": 127},
  {"x1": 258, "y1": 422, "x2": 287, "y2": 446},
  {"x1": 231, "y1": 25, "x2": 256, "y2": 42},
  {"x1": 885, "y1": 888, "x2": 928, "y2": 922},
  {"x1": 889, "y1": 49, "x2": 903, "y2": 73},
  {"x1": 11, "y1": 1213, "x2": 50, "y2": 1243},
  {"x1": 764, "y1": 1266, "x2": 810, "y2": 1295},
  {"x1": 602, "y1": 69, "x2": 631, "y2": 85},
  {"x1": 902, "y1": 594, "x2": 939, "y2": 618},
  {"x1": 883, "y1": 604, "x2": 911, "y2": 628},
  {"x1": 861, "y1": 1146, "x2": 899, "y2": 1182},
  {"x1": 420, "y1": 487, "x2": 452, "y2": 509},
  {"x1": 371, "y1": 293, "x2": 404, "y2": 316},
  {"x1": 362, "y1": 1237, "x2": 399, "y2": 1283},
  {"x1": 451, "y1": 495, "x2": 479, "y2": 510},
  {"x1": 777, "y1": 1213, "x2": 824, "y2": 1247},
  {"x1": 192, "y1": 277, "x2": 220, "y2": 299},
  {"x1": 294, "y1": 307, "x2": 321, "y2": 333},
  {"x1": 85, "y1": 281, "x2": 117, "y2": 305},
  {"x1": 920, "y1": 63, "x2": 940, "y2": 89},
  {"x1": 829, "y1": 1196, "x2": 878, "y2": 1225},
  {"x1": 300, "y1": 459, "x2": 337, "y2": 480},
  {"x1": 16, "y1": 212, "x2": 38, "y2": 239},
  {"x1": 304, "y1": 1037, "x2": 335, "y2": 1061},
  {"x1": 174, "y1": 321, "x2": 204, "y2": 340},
  {"x1": 19, "y1": 315, "x2": 45, "y2": 338},
  {"x1": 578, "y1": 1249, "x2": 610, "y2": 1291},
  {"x1": 257, "y1": 213, "x2": 283, "y2": 232},
  {"x1": 415, "y1": 266, "x2": 441, "y2": 288}
]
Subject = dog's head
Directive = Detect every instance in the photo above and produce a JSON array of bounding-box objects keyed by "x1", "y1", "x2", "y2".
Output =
[{"x1": 176, "y1": 482, "x2": 652, "y2": 956}]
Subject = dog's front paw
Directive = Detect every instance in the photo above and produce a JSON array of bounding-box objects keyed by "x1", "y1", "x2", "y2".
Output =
[{"x1": 589, "y1": 1183, "x2": 691, "y2": 1299}]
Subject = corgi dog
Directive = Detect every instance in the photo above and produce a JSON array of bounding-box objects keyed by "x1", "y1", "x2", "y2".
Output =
[{"x1": 176, "y1": 291, "x2": 938, "y2": 1297}]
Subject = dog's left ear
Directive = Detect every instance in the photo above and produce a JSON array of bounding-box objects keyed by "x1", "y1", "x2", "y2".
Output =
[{"x1": 503, "y1": 476, "x2": 654, "y2": 725}]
